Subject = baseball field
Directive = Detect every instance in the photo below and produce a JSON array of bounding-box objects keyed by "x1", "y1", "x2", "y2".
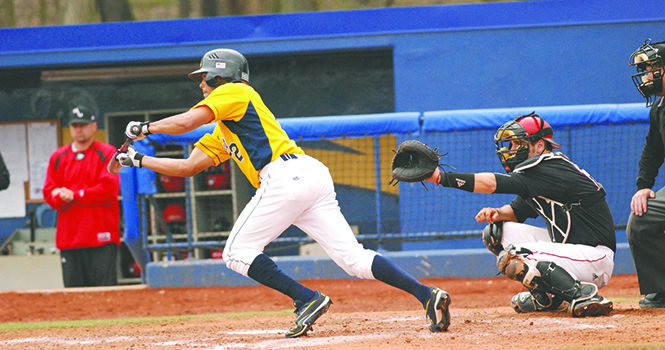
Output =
[{"x1": 1, "y1": 273, "x2": 663, "y2": 349}]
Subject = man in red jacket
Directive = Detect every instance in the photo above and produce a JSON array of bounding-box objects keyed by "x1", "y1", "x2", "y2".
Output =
[{"x1": 43, "y1": 106, "x2": 121, "y2": 287}]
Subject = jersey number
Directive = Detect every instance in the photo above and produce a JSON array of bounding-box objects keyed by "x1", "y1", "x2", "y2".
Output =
[{"x1": 229, "y1": 143, "x2": 244, "y2": 162}]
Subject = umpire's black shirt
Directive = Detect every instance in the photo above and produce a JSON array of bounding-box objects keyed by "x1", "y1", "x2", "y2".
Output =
[{"x1": 637, "y1": 97, "x2": 665, "y2": 190}]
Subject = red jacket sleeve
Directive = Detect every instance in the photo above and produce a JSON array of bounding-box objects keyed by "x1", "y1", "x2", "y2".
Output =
[{"x1": 42, "y1": 150, "x2": 69, "y2": 211}]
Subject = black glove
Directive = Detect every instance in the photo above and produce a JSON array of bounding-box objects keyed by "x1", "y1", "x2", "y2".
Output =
[{"x1": 389, "y1": 140, "x2": 444, "y2": 187}]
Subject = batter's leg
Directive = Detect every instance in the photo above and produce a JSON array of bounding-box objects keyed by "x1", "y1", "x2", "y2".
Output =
[{"x1": 293, "y1": 166, "x2": 450, "y2": 331}]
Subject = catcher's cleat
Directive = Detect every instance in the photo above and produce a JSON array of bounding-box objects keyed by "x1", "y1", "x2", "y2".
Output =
[
  {"x1": 425, "y1": 287, "x2": 451, "y2": 332},
  {"x1": 285, "y1": 291, "x2": 332, "y2": 338},
  {"x1": 569, "y1": 282, "x2": 613, "y2": 317},
  {"x1": 511, "y1": 291, "x2": 564, "y2": 313}
]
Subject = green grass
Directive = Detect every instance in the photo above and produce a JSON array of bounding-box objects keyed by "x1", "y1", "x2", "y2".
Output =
[
  {"x1": 544, "y1": 344, "x2": 665, "y2": 350},
  {"x1": 608, "y1": 297, "x2": 641, "y2": 303},
  {"x1": 0, "y1": 309, "x2": 292, "y2": 332}
]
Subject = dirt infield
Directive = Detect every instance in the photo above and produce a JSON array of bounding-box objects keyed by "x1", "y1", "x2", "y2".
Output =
[{"x1": 1, "y1": 274, "x2": 664, "y2": 349}]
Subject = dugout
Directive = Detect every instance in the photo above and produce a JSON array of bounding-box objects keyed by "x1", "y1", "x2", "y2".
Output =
[{"x1": 1, "y1": 0, "x2": 664, "y2": 286}]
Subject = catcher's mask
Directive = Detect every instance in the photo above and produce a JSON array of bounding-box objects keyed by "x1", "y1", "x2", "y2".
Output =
[
  {"x1": 494, "y1": 112, "x2": 561, "y2": 173},
  {"x1": 630, "y1": 38, "x2": 665, "y2": 107}
]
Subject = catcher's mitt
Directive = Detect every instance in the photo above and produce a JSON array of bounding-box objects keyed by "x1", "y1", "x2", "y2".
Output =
[{"x1": 389, "y1": 140, "x2": 447, "y2": 189}]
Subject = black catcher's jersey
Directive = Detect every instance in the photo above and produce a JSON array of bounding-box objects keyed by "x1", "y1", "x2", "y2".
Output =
[{"x1": 508, "y1": 152, "x2": 616, "y2": 252}]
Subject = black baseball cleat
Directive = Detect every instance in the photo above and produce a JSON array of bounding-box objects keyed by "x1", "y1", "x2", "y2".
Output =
[
  {"x1": 569, "y1": 282, "x2": 613, "y2": 317},
  {"x1": 285, "y1": 291, "x2": 332, "y2": 338},
  {"x1": 425, "y1": 287, "x2": 451, "y2": 332},
  {"x1": 639, "y1": 292, "x2": 665, "y2": 308}
]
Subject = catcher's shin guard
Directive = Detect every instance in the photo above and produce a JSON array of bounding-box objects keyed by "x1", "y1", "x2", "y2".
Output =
[
  {"x1": 497, "y1": 249, "x2": 612, "y2": 317},
  {"x1": 482, "y1": 222, "x2": 504, "y2": 256}
]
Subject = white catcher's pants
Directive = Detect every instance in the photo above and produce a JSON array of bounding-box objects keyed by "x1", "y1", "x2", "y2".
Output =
[
  {"x1": 501, "y1": 221, "x2": 614, "y2": 289},
  {"x1": 223, "y1": 154, "x2": 377, "y2": 280}
]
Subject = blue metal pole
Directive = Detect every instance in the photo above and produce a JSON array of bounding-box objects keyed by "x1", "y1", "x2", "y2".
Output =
[
  {"x1": 183, "y1": 146, "x2": 194, "y2": 259},
  {"x1": 373, "y1": 136, "x2": 384, "y2": 250}
]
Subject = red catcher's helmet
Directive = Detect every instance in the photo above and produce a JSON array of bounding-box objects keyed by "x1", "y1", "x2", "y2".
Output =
[
  {"x1": 494, "y1": 112, "x2": 561, "y2": 173},
  {"x1": 162, "y1": 204, "x2": 186, "y2": 223},
  {"x1": 159, "y1": 175, "x2": 185, "y2": 192}
]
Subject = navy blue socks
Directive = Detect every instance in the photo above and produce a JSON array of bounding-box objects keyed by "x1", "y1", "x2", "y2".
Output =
[
  {"x1": 371, "y1": 254, "x2": 431, "y2": 307},
  {"x1": 247, "y1": 253, "x2": 316, "y2": 303}
]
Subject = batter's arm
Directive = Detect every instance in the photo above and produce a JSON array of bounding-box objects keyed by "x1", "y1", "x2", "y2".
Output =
[
  {"x1": 146, "y1": 106, "x2": 215, "y2": 136},
  {"x1": 141, "y1": 147, "x2": 216, "y2": 177}
]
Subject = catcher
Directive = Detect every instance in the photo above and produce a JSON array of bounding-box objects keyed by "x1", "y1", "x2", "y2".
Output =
[{"x1": 391, "y1": 112, "x2": 615, "y2": 317}]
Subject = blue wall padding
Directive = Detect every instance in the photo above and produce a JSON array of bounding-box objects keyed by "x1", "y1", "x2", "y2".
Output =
[
  {"x1": 279, "y1": 112, "x2": 421, "y2": 140},
  {"x1": 146, "y1": 243, "x2": 635, "y2": 288},
  {"x1": 147, "y1": 126, "x2": 215, "y2": 145},
  {"x1": 423, "y1": 103, "x2": 647, "y2": 132}
]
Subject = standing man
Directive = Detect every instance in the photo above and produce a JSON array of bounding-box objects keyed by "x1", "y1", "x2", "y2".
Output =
[
  {"x1": 117, "y1": 48, "x2": 450, "y2": 337},
  {"x1": 626, "y1": 38, "x2": 665, "y2": 308},
  {"x1": 43, "y1": 106, "x2": 121, "y2": 287},
  {"x1": 424, "y1": 112, "x2": 615, "y2": 317}
]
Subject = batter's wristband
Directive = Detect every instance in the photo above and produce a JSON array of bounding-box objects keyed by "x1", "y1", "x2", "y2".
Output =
[
  {"x1": 135, "y1": 153, "x2": 145, "y2": 168},
  {"x1": 140, "y1": 122, "x2": 152, "y2": 136},
  {"x1": 440, "y1": 171, "x2": 475, "y2": 192}
]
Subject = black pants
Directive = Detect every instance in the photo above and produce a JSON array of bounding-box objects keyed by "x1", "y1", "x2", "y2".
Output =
[
  {"x1": 60, "y1": 243, "x2": 118, "y2": 288},
  {"x1": 627, "y1": 186, "x2": 665, "y2": 295}
]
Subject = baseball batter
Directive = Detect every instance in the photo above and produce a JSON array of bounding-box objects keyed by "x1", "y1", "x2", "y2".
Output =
[
  {"x1": 117, "y1": 48, "x2": 450, "y2": 337},
  {"x1": 425, "y1": 112, "x2": 616, "y2": 317}
]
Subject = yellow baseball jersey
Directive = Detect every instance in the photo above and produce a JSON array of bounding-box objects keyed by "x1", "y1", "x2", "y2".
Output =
[{"x1": 193, "y1": 82, "x2": 304, "y2": 188}]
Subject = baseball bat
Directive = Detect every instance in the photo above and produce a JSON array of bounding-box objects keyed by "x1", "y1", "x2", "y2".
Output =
[{"x1": 107, "y1": 125, "x2": 140, "y2": 174}]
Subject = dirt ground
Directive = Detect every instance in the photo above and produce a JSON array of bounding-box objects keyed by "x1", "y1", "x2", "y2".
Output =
[{"x1": 1, "y1": 274, "x2": 664, "y2": 349}]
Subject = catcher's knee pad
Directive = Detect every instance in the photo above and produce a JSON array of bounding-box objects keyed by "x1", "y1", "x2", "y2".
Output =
[
  {"x1": 482, "y1": 222, "x2": 504, "y2": 256},
  {"x1": 496, "y1": 246, "x2": 540, "y2": 288}
]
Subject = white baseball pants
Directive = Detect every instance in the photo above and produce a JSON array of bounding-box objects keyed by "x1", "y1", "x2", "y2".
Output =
[
  {"x1": 223, "y1": 154, "x2": 377, "y2": 280},
  {"x1": 501, "y1": 221, "x2": 614, "y2": 289}
]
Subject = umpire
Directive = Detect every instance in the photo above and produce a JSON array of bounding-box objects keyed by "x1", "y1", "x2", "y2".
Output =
[{"x1": 626, "y1": 39, "x2": 665, "y2": 308}]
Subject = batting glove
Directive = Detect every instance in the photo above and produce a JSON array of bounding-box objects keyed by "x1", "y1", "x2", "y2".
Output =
[
  {"x1": 116, "y1": 145, "x2": 145, "y2": 168},
  {"x1": 125, "y1": 121, "x2": 151, "y2": 140}
]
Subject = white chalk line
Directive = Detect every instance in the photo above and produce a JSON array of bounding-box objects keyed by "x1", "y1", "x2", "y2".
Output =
[{"x1": 0, "y1": 313, "x2": 618, "y2": 349}]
